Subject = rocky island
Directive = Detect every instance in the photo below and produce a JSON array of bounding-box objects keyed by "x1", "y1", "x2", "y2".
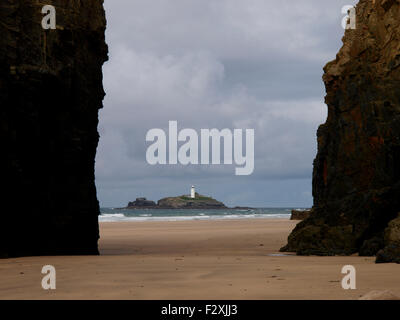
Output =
[
  {"x1": 128, "y1": 198, "x2": 157, "y2": 208},
  {"x1": 126, "y1": 194, "x2": 227, "y2": 210}
]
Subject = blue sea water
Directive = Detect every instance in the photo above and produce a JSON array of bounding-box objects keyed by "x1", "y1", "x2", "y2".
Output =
[{"x1": 99, "y1": 207, "x2": 304, "y2": 222}]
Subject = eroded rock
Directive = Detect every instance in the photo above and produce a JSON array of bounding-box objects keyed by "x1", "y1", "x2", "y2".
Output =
[
  {"x1": 376, "y1": 214, "x2": 400, "y2": 263},
  {"x1": 281, "y1": 0, "x2": 400, "y2": 262},
  {"x1": 290, "y1": 209, "x2": 311, "y2": 220}
]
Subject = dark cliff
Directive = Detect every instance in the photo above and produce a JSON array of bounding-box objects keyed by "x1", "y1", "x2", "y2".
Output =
[
  {"x1": 282, "y1": 0, "x2": 400, "y2": 263},
  {"x1": 0, "y1": 1, "x2": 108, "y2": 257}
]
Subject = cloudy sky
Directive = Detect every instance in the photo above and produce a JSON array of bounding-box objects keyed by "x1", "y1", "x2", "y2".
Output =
[{"x1": 96, "y1": 0, "x2": 358, "y2": 208}]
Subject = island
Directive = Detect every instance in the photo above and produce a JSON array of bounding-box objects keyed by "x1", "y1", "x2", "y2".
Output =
[
  {"x1": 125, "y1": 194, "x2": 227, "y2": 210},
  {"x1": 127, "y1": 197, "x2": 157, "y2": 207}
]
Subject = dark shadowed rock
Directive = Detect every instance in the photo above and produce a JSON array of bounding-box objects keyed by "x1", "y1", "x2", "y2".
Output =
[
  {"x1": 359, "y1": 236, "x2": 384, "y2": 257},
  {"x1": 0, "y1": 1, "x2": 108, "y2": 257},
  {"x1": 290, "y1": 210, "x2": 311, "y2": 220},
  {"x1": 281, "y1": 0, "x2": 400, "y2": 262},
  {"x1": 376, "y1": 214, "x2": 400, "y2": 263}
]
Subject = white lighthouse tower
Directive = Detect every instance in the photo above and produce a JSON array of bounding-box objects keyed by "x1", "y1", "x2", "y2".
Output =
[{"x1": 190, "y1": 185, "x2": 195, "y2": 198}]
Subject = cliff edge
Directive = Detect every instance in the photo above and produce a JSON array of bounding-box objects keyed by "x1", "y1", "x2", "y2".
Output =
[
  {"x1": 0, "y1": 1, "x2": 108, "y2": 257},
  {"x1": 281, "y1": 0, "x2": 400, "y2": 263}
]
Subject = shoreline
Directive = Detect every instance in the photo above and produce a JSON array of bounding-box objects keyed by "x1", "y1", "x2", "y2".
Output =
[
  {"x1": 99, "y1": 208, "x2": 295, "y2": 223},
  {"x1": 98, "y1": 216, "x2": 292, "y2": 223}
]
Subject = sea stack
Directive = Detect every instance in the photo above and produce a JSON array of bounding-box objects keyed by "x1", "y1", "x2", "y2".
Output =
[
  {"x1": 281, "y1": 0, "x2": 400, "y2": 263},
  {"x1": 0, "y1": 1, "x2": 108, "y2": 257}
]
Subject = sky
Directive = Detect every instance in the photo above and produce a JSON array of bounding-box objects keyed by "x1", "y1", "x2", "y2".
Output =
[{"x1": 96, "y1": 0, "x2": 358, "y2": 208}]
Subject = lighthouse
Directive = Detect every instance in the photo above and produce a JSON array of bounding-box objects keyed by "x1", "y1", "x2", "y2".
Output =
[{"x1": 190, "y1": 186, "x2": 195, "y2": 198}]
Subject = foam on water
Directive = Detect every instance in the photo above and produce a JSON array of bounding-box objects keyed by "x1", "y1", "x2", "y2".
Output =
[{"x1": 99, "y1": 208, "x2": 293, "y2": 222}]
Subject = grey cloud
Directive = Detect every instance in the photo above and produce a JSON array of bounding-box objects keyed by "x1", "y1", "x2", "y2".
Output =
[{"x1": 96, "y1": 0, "x2": 358, "y2": 207}]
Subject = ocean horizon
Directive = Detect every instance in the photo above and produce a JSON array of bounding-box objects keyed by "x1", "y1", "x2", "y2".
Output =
[{"x1": 99, "y1": 207, "x2": 305, "y2": 222}]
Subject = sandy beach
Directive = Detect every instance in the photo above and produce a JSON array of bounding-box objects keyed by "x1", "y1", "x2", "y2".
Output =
[{"x1": 0, "y1": 218, "x2": 399, "y2": 300}]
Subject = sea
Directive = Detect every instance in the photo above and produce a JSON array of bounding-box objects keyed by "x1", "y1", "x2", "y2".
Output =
[{"x1": 98, "y1": 207, "x2": 306, "y2": 222}]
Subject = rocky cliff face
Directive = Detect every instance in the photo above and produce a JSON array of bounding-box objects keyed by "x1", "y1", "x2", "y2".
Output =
[
  {"x1": 0, "y1": 1, "x2": 108, "y2": 257},
  {"x1": 281, "y1": 0, "x2": 400, "y2": 263}
]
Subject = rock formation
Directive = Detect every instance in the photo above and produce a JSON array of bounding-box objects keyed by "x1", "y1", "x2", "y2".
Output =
[
  {"x1": 128, "y1": 198, "x2": 157, "y2": 208},
  {"x1": 0, "y1": 1, "x2": 108, "y2": 257},
  {"x1": 157, "y1": 195, "x2": 227, "y2": 209},
  {"x1": 125, "y1": 194, "x2": 227, "y2": 209},
  {"x1": 281, "y1": 0, "x2": 400, "y2": 263},
  {"x1": 290, "y1": 209, "x2": 311, "y2": 221},
  {"x1": 376, "y1": 213, "x2": 400, "y2": 263}
]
